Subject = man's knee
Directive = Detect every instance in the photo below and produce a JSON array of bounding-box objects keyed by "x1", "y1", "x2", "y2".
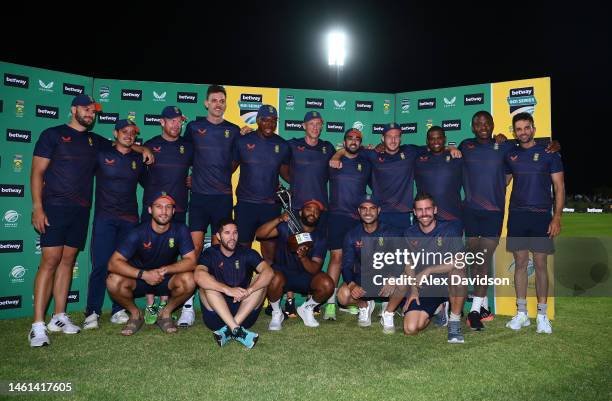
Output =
[
  {"x1": 403, "y1": 320, "x2": 421, "y2": 336},
  {"x1": 173, "y1": 272, "x2": 196, "y2": 294},
  {"x1": 106, "y1": 273, "x2": 124, "y2": 293},
  {"x1": 337, "y1": 285, "x2": 351, "y2": 305}
]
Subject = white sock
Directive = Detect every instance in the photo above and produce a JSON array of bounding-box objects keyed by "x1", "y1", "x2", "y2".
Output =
[
  {"x1": 303, "y1": 296, "x2": 318, "y2": 308},
  {"x1": 326, "y1": 288, "x2": 337, "y2": 305},
  {"x1": 32, "y1": 321, "x2": 45, "y2": 328},
  {"x1": 471, "y1": 296, "x2": 484, "y2": 313},
  {"x1": 449, "y1": 312, "x2": 461, "y2": 322},
  {"x1": 482, "y1": 296, "x2": 489, "y2": 310},
  {"x1": 183, "y1": 295, "x2": 194, "y2": 308},
  {"x1": 270, "y1": 300, "x2": 281, "y2": 313}
]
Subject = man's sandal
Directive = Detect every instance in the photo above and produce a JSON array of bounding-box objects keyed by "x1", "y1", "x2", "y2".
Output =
[
  {"x1": 157, "y1": 317, "x2": 177, "y2": 334},
  {"x1": 121, "y1": 317, "x2": 144, "y2": 336}
]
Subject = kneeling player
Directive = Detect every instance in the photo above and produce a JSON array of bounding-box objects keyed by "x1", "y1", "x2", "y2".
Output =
[
  {"x1": 256, "y1": 200, "x2": 334, "y2": 330},
  {"x1": 195, "y1": 218, "x2": 273, "y2": 349}
]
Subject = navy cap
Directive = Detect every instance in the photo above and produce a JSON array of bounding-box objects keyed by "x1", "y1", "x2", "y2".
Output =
[
  {"x1": 150, "y1": 191, "x2": 176, "y2": 206},
  {"x1": 71, "y1": 94, "x2": 101, "y2": 111},
  {"x1": 382, "y1": 122, "x2": 401, "y2": 135},
  {"x1": 359, "y1": 194, "x2": 379, "y2": 208},
  {"x1": 344, "y1": 128, "x2": 363, "y2": 139},
  {"x1": 161, "y1": 106, "x2": 186, "y2": 120},
  {"x1": 257, "y1": 104, "x2": 278, "y2": 119},
  {"x1": 304, "y1": 111, "x2": 323, "y2": 123},
  {"x1": 114, "y1": 119, "x2": 140, "y2": 133}
]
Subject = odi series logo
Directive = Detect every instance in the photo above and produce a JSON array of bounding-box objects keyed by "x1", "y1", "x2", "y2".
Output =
[
  {"x1": 507, "y1": 86, "x2": 537, "y2": 115},
  {"x1": 238, "y1": 94, "x2": 263, "y2": 124}
]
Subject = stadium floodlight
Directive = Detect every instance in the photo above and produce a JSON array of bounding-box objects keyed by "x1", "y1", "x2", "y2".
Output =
[{"x1": 327, "y1": 31, "x2": 346, "y2": 66}]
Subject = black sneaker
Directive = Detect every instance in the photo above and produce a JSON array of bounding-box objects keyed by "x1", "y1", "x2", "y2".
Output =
[
  {"x1": 480, "y1": 306, "x2": 495, "y2": 322},
  {"x1": 284, "y1": 298, "x2": 297, "y2": 318},
  {"x1": 467, "y1": 310, "x2": 484, "y2": 331}
]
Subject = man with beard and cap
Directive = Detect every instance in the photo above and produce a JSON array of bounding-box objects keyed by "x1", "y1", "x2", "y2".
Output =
[
  {"x1": 194, "y1": 218, "x2": 274, "y2": 349},
  {"x1": 256, "y1": 200, "x2": 334, "y2": 330},
  {"x1": 29, "y1": 95, "x2": 154, "y2": 348},
  {"x1": 106, "y1": 192, "x2": 197, "y2": 336},
  {"x1": 337, "y1": 194, "x2": 400, "y2": 330},
  {"x1": 323, "y1": 128, "x2": 371, "y2": 320},
  {"x1": 83, "y1": 119, "x2": 145, "y2": 330}
]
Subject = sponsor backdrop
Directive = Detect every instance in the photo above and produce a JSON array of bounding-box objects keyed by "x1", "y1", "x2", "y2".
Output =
[{"x1": 0, "y1": 60, "x2": 552, "y2": 319}]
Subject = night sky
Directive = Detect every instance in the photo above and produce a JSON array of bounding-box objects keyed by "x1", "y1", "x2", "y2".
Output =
[{"x1": 1, "y1": 1, "x2": 609, "y2": 194}]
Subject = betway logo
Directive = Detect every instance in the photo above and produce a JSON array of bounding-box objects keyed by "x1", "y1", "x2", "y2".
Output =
[
  {"x1": 4, "y1": 73, "x2": 29, "y2": 88},
  {"x1": 510, "y1": 87, "x2": 534, "y2": 97},
  {"x1": 372, "y1": 124, "x2": 386, "y2": 133},
  {"x1": 6, "y1": 129, "x2": 31, "y2": 143},
  {"x1": 464, "y1": 93, "x2": 484, "y2": 105},
  {"x1": 97, "y1": 113, "x2": 119, "y2": 124},
  {"x1": 284, "y1": 120, "x2": 304, "y2": 131},
  {"x1": 0, "y1": 296, "x2": 22, "y2": 310},
  {"x1": 0, "y1": 184, "x2": 25, "y2": 197},
  {"x1": 36, "y1": 105, "x2": 59, "y2": 119},
  {"x1": 442, "y1": 119, "x2": 461, "y2": 131},
  {"x1": 401, "y1": 123, "x2": 417, "y2": 134},
  {"x1": 144, "y1": 114, "x2": 162, "y2": 125},
  {"x1": 67, "y1": 291, "x2": 80, "y2": 303},
  {"x1": 305, "y1": 98, "x2": 324, "y2": 109},
  {"x1": 241, "y1": 94, "x2": 262, "y2": 102},
  {"x1": 418, "y1": 98, "x2": 436, "y2": 109},
  {"x1": 326, "y1": 122, "x2": 345, "y2": 132},
  {"x1": 177, "y1": 92, "x2": 197, "y2": 103},
  {"x1": 121, "y1": 89, "x2": 142, "y2": 101},
  {"x1": 0, "y1": 240, "x2": 23, "y2": 253},
  {"x1": 63, "y1": 83, "x2": 84, "y2": 95},
  {"x1": 355, "y1": 101, "x2": 373, "y2": 111}
]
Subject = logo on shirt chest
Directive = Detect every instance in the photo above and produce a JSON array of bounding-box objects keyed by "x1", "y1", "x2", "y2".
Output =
[
  {"x1": 88, "y1": 137, "x2": 93, "y2": 147},
  {"x1": 131, "y1": 161, "x2": 137, "y2": 170},
  {"x1": 377, "y1": 156, "x2": 385, "y2": 163},
  {"x1": 400, "y1": 152, "x2": 406, "y2": 160},
  {"x1": 153, "y1": 146, "x2": 162, "y2": 153},
  {"x1": 467, "y1": 143, "x2": 475, "y2": 150},
  {"x1": 225, "y1": 130, "x2": 230, "y2": 138},
  {"x1": 436, "y1": 236, "x2": 443, "y2": 247},
  {"x1": 197, "y1": 129, "x2": 207, "y2": 136},
  {"x1": 235, "y1": 260, "x2": 240, "y2": 270},
  {"x1": 446, "y1": 155, "x2": 451, "y2": 162},
  {"x1": 104, "y1": 158, "x2": 116, "y2": 166},
  {"x1": 218, "y1": 261, "x2": 224, "y2": 270},
  {"x1": 179, "y1": 145, "x2": 185, "y2": 154},
  {"x1": 533, "y1": 153, "x2": 539, "y2": 161},
  {"x1": 378, "y1": 237, "x2": 384, "y2": 247},
  {"x1": 419, "y1": 155, "x2": 428, "y2": 162},
  {"x1": 355, "y1": 240, "x2": 363, "y2": 249},
  {"x1": 61, "y1": 136, "x2": 72, "y2": 143},
  {"x1": 510, "y1": 155, "x2": 518, "y2": 162},
  {"x1": 322, "y1": 146, "x2": 327, "y2": 154},
  {"x1": 357, "y1": 163, "x2": 362, "y2": 172},
  {"x1": 168, "y1": 238, "x2": 175, "y2": 248},
  {"x1": 143, "y1": 241, "x2": 152, "y2": 250},
  {"x1": 246, "y1": 143, "x2": 256, "y2": 151},
  {"x1": 410, "y1": 240, "x2": 419, "y2": 247},
  {"x1": 297, "y1": 146, "x2": 305, "y2": 152},
  {"x1": 493, "y1": 143, "x2": 499, "y2": 151},
  {"x1": 274, "y1": 145, "x2": 280, "y2": 154}
]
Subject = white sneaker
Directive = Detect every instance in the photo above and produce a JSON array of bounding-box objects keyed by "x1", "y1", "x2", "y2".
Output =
[
  {"x1": 177, "y1": 306, "x2": 195, "y2": 328},
  {"x1": 83, "y1": 312, "x2": 100, "y2": 330},
  {"x1": 268, "y1": 310, "x2": 285, "y2": 331},
  {"x1": 47, "y1": 313, "x2": 81, "y2": 334},
  {"x1": 110, "y1": 309, "x2": 129, "y2": 324},
  {"x1": 506, "y1": 312, "x2": 531, "y2": 330},
  {"x1": 536, "y1": 314, "x2": 552, "y2": 334},
  {"x1": 297, "y1": 303, "x2": 320, "y2": 327},
  {"x1": 378, "y1": 301, "x2": 389, "y2": 317},
  {"x1": 358, "y1": 300, "x2": 375, "y2": 327},
  {"x1": 380, "y1": 310, "x2": 395, "y2": 334},
  {"x1": 29, "y1": 323, "x2": 50, "y2": 347}
]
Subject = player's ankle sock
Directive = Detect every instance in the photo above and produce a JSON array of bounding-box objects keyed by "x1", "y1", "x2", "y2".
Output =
[
  {"x1": 183, "y1": 296, "x2": 194, "y2": 308},
  {"x1": 449, "y1": 312, "x2": 461, "y2": 322},
  {"x1": 537, "y1": 303, "x2": 548, "y2": 317},
  {"x1": 471, "y1": 296, "x2": 483, "y2": 313},
  {"x1": 303, "y1": 296, "x2": 318, "y2": 308},
  {"x1": 326, "y1": 289, "x2": 337, "y2": 305},
  {"x1": 482, "y1": 296, "x2": 489, "y2": 310},
  {"x1": 270, "y1": 300, "x2": 281, "y2": 313},
  {"x1": 517, "y1": 298, "x2": 528, "y2": 314}
]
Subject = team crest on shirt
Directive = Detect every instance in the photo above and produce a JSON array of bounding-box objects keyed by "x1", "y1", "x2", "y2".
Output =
[
  {"x1": 224, "y1": 129, "x2": 230, "y2": 138},
  {"x1": 88, "y1": 137, "x2": 93, "y2": 146},
  {"x1": 400, "y1": 152, "x2": 406, "y2": 160},
  {"x1": 378, "y1": 237, "x2": 384, "y2": 247},
  {"x1": 179, "y1": 145, "x2": 185, "y2": 154},
  {"x1": 355, "y1": 240, "x2": 363, "y2": 249},
  {"x1": 197, "y1": 128, "x2": 207, "y2": 136},
  {"x1": 322, "y1": 146, "x2": 327, "y2": 154},
  {"x1": 446, "y1": 155, "x2": 451, "y2": 162},
  {"x1": 494, "y1": 143, "x2": 499, "y2": 151},
  {"x1": 143, "y1": 241, "x2": 152, "y2": 250},
  {"x1": 104, "y1": 158, "x2": 115, "y2": 165},
  {"x1": 274, "y1": 145, "x2": 280, "y2": 153},
  {"x1": 235, "y1": 260, "x2": 240, "y2": 270},
  {"x1": 510, "y1": 155, "x2": 518, "y2": 162},
  {"x1": 297, "y1": 146, "x2": 305, "y2": 152},
  {"x1": 533, "y1": 153, "x2": 540, "y2": 161},
  {"x1": 153, "y1": 146, "x2": 161, "y2": 153},
  {"x1": 247, "y1": 144, "x2": 255, "y2": 151},
  {"x1": 436, "y1": 236, "x2": 443, "y2": 247},
  {"x1": 61, "y1": 136, "x2": 72, "y2": 143},
  {"x1": 357, "y1": 163, "x2": 362, "y2": 172},
  {"x1": 169, "y1": 238, "x2": 175, "y2": 248},
  {"x1": 131, "y1": 161, "x2": 137, "y2": 170}
]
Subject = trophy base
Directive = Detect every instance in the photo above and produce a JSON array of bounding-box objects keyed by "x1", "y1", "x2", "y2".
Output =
[{"x1": 288, "y1": 232, "x2": 313, "y2": 252}]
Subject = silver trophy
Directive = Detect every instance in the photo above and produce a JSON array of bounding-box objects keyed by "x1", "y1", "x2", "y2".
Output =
[{"x1": 276, "y1": 185, "x2": 313, "y2": 252}]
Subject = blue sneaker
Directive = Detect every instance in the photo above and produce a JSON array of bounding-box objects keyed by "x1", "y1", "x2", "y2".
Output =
[
  {"x1": 433, "y1": 301, "x2": 448, "y2": 327},
  {"x1": 447, "y1": 321, "x2": 465, "y2": 344},
  {"x1": 232, "y1": 326, "x2": 259, "y2": 349},
  {"x1": 213, "y1": 325, "x2": 233, "y2": 347}
]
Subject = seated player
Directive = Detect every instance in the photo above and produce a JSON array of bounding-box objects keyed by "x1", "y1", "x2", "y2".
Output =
[
  {"x1": 256, "y1": 200, "x2": 334, "y2": 330},
  {"x1": 194, "y1": 218, "x2": 274, "y2": 349},
  {"x1": 106, "y1": 192, "x2": 196, "y2": 336}
]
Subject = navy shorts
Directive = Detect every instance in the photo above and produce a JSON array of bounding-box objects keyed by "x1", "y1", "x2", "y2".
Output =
[
  {"x1": 274, "y1": 266, "x2": 314, "y2": 295},
  {"x1": 463, "y1": 208, "x2": 504, "y2": 239},
  {"x1": 506, "y1": 211, "x2": 554, "y2": 254},
  {"x1": 200, "y1": 294, "x2": 261, "y2": 331},
  {"x1": 140, "y1": 209, "x2": 186, "y2": 225},
  {"x1": 133, "y1": 274, "x2": 173, "y2": 298},
  {"x1": 379, "y1": 212, "x2": 413, "y2": 229},
  {"x1": 189, "y1": 193, "x2": 233, "y2": 233},
  {"x1": 235, "y1": 201, "x2": 280, "y2": 243},
  {"x1": 327, "y1": 213, "x2": 360, "y2": 250},
  {"x1": 405, "y1": 296, "x2": 447, "y2": 318},
  {"x1": 40, "y1": 204, "x2": 91, "y2": 250}
]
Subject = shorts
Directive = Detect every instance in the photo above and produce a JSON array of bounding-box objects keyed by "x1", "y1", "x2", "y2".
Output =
[
  {"x1": 327, "y1": 213, "x2": 360, "y2": 250},
  {"x1": 40, "y1": 204, "x2": 91, "y2": 250},
  {"x1": 200, "y1": 294, "x2": 261, "y2": 331},
  {"x1": 379, "y1": 212, "x2": 413, "y2": 230},
  {"x1": 274, "y1": 266, "x2": 314, "y2": 295},
  {"x1": 189, "y1": 193, "x2": 233, "y2": 233},
  {"x1": 133, "y1": 274, "x2": 173, "y2": 298},
  {"x1": 234, "y1": 201, "x2": 280, "y2": 243},
  {"x1": 405, "y1": 296, "x2": 447, "y2": 318},
  {"x1": 506, "y1": 211, "x2": 554, "y2": 254},
  {"x1": 463, "y1": 208, "x2": 504, "y2": 239}
]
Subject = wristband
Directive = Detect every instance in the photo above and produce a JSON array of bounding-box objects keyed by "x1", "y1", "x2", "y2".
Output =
[{"x1": 137, "y1": 269, "x2": 144, "y2": 280}]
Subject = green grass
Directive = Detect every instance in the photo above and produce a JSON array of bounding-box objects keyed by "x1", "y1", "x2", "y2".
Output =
[{"x1": 561, "y1": 213, "x2": 612, "y2": 236}]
